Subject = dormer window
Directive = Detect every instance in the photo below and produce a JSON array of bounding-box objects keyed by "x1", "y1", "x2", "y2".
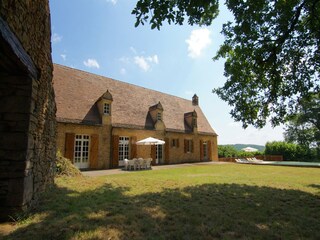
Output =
[
  {"x1": 103, "y1": 103, "x2": 110, "y2": 115},
  {"x1": 192, "y1": 117, "x2": 197, "y2": 128},
  {"x1": 184, "y1": 110, "x2": 198, "y2": 133},
  {"x1": 149, "y1": 101, "x2": 165, "y2": 130}
]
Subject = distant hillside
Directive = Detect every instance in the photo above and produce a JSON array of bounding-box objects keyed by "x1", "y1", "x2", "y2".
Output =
[{"x1": 220, "y1": 144, "x2": 265, "y2": 152}]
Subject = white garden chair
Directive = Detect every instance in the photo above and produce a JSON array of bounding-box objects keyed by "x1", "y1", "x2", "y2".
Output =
[
  {"x1": 145, "y1": 158, "x2": 152, "y2": 169},
  {"x1": 128, "y1": 158, "x2": 136, "y2": 170},
  {"x1": 124, "y1": 159, "x2": 129, "y2": 170},
  {"x1": 137, "y1": 158, "x2": 145, "y2": 170}
]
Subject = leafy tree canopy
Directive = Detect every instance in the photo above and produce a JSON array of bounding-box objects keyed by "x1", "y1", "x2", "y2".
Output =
[
  {"x1": 132, "y1": 0, "x2": 219, "y2": 29},
  {"x1": 132, "y1": 0, "x2": 320, "y2": 128},
  {"x1": 284, "y1": 93, "x2": 320, "y2": 157}
]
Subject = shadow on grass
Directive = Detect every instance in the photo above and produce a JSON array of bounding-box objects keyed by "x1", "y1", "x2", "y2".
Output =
[{"x1": 3, "y1": 181, "x2": 320, "y2": 239}]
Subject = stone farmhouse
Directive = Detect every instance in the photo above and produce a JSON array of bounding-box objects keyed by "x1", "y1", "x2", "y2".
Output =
[{"x1": 54, "y1": 64, "x2": 218, "y2": 169}]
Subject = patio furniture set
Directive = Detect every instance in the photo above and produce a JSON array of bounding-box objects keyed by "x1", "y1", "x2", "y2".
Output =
[{"x1": 124, "y1": 158, "x2": 153, "y2": 171}]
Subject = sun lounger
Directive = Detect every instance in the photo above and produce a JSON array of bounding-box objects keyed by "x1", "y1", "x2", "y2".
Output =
[
  {"x1": 235, "y1": 158, "x2": 250, "y2": 163},
  {"x1": 247, "y1": 158, "x2": 264, "y2": 163}
]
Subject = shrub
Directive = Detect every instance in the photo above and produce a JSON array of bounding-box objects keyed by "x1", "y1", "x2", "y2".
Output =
[
  {"x1": 218, "y1": 145, "x2": 238, "y2": 157},
  {"x1": 265, "y1": 141, "x2": 317, "y2": 161},
  {"x1": 55, "y1": 151, "x2": 82, "y2": 177}
]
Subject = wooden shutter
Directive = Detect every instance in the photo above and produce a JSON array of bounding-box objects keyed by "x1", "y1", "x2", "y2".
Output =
[
  {"x1": 191, "y1": 140, "x2": 194, "y2": 153},
  {"x1": 177, "y1": 139, "x2": 180, "y2": 148},
  {"x1": 90, "y1": 134, "x2": 99, "y2": 169},
  {"x1": 208, "y1": 140, "x2": 212, "y2": 161},
  {"x1": 184, "y1": 139, "x2": 187, "y2": 153},
  {"x1": 65, "y1": 133, "x2": 75, "y2": 162},
  {"x1": 165, "y1": 137, "x2": 170, "y2": 164},
  {"x1": 200, "y1": 140, "x2": 204, "y2": 161},
  {"x1": 112, "y1": 135, "x2": 119, "y2": 168},
  {"x1": 131, "y1": 136, "x2": 137, "y2": 158},
  {"x1": 151, "y1": 145, "x2": 156, "y2": 165}
]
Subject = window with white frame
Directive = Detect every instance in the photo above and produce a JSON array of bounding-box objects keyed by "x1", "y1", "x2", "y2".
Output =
[
  {"x1": 119, "y1": 136, "x2": 129, "y2": 161},
  {"x1": 74, "y1": 135, "x2": 90, "y2": 164},
  {"x1": 103, "y1": 103, "x2": 111, "y2": 115}
]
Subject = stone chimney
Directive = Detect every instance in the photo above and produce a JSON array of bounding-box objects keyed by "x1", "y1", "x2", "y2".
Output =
[{"x1": 192, "y1": 94, "x2": 199, "y2": 106}]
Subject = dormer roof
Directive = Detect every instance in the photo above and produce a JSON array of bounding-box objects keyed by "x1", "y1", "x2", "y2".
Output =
[
  {"x1": 149, "y1": 101, "x2": 163, "y2": 111},
  {"x1": 99, "y1": 90, "x2": 113, "y2": 101},
  {"x1": 184, "y1": 110, "x2": 197, "y2": 118}
]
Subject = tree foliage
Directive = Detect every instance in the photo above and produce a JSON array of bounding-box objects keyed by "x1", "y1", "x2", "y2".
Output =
[
  {"x1": 214, "y1": 0, "x2": 320, "y2": 128},
  {"x1": 132, "y1": 0, "x2": 219, "y2": 30},
  {"x1": 218, "y1": 145, "x2": 238, "y2": 157},
  {"x1": 132, "y1": 0, "x2": 320, "y2": 128},
  {"x1": 284, "y1": 93, "x2": 320, "y2": 157},
  {"x1": 218, "y1": 145, "x2": 263, "y2": 158},
  {"x1": 265, "y1": 141, "x2": 317, "y2": 161}
]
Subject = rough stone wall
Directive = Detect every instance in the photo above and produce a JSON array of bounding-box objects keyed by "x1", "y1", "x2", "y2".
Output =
[{"x1": 0, "y1": 0, "x2": 56, "y2": 220}]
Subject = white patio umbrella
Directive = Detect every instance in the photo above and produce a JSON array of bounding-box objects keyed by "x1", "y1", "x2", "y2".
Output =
[
  {"x1": 242, "y1": 147, "x2": 258, "y2": 152},
  {"x1": 136, "y1": 137, "x2": 165, "y2": 145}
]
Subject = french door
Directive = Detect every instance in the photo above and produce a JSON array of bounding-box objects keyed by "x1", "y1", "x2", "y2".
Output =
[
  {"x1": 156, "y1": 144, "x2": 163, "y2": 164},
  {"x1": 119, "y1": 136, "x2": 129, "y2": 166},
  {"x1": 74, "y1": 135, "x2": 90, "y2": 169}
]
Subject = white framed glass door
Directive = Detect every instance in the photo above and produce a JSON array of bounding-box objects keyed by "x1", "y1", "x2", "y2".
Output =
[
  {"x1": 74, "y1": 135, "x2": 90, "y2": 169},
  {"x1": 156, "y1": 144, "x2": 163, "y2": 164},
  {"x1": 119, "y1": 136, "x2": 129, "y2": 166}
]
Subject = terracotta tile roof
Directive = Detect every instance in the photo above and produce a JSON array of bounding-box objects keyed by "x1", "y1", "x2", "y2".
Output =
[{"x1": 53, "y1": 64, "x2": 217, "y2": 135}]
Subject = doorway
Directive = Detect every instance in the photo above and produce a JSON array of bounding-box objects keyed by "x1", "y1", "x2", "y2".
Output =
[
  {"x1": 74, "y1": 135, "x2": 90, "y2": 169},
  {"x1": 156, "y1": 144, "x2": 163, "y2": 164},
  {"x1": 118, "y1": 136, "x2": 130, "y2": 166},
  {"x1": 203, "y1": 142, "x2": 208, "y2": 161}
]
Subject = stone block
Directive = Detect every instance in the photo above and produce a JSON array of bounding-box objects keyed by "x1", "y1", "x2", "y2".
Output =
[
  {"x1": 0, "y1": 95, "x2": 31, "y2": 114},
  {"x1": 0, "y1": 132, "x2": 28, "y2": 150},
  {"x1": 0, "y1": 149, "x2": 27, "y2": 161}
]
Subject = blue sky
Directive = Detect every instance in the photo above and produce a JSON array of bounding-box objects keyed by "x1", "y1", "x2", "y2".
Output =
[{"x1": 50, "y1": 0, "x2": 284, "y2": 145}]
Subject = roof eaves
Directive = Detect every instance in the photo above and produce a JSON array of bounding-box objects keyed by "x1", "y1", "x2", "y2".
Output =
[{"x1": 57, "y1": 117, "x2": 102, "y2": 126}]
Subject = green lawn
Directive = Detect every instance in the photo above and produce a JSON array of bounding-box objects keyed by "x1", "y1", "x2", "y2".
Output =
[{"x1": 2, "y1": 164, "x2": 320, "y2": 239}]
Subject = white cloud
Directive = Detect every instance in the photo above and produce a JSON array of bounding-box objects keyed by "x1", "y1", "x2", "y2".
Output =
[
  {"x1": 60, "y1": 54, "x2": 67, "y2": 61},
  {"x1": 83, "y1": 58, "x2": 100, "y2": 69},
  {"x1": 134, "y1": 54, "x2": 159, "y2": 72},
  {"x1": 134, "y1": 56, "x2": 150, "y2": 72},
  {"x1": 52, "y1": 33, "x2": 62, "y2": 43},
  {"x1": 106, "y1": 0, "x2": 117, "y2": 5},
  {"x1": 120, "y1": 68, "x2": 126, "y2": 75},
  {"x1": 185, "y1": 28, "x2": 211, "y2": 58},
  {"x1": 147, "y1": 55, "x2": 159, "y2": 64}
]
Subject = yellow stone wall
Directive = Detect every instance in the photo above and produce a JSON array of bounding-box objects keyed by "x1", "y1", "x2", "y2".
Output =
[
  {"x1": 57, "y1": 122, "x2": 111, "y2": 169},
  {"x1": 57, "y1": 122, "x2": 218, "y2": 169},
  {"x1": 111, "y1": 127, "x2": 218, "y2": 165}
]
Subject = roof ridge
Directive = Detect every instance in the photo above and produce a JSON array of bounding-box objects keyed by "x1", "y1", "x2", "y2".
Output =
[{"x1": 53, "y1": 63, "x2": 195, "y2": 104}]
